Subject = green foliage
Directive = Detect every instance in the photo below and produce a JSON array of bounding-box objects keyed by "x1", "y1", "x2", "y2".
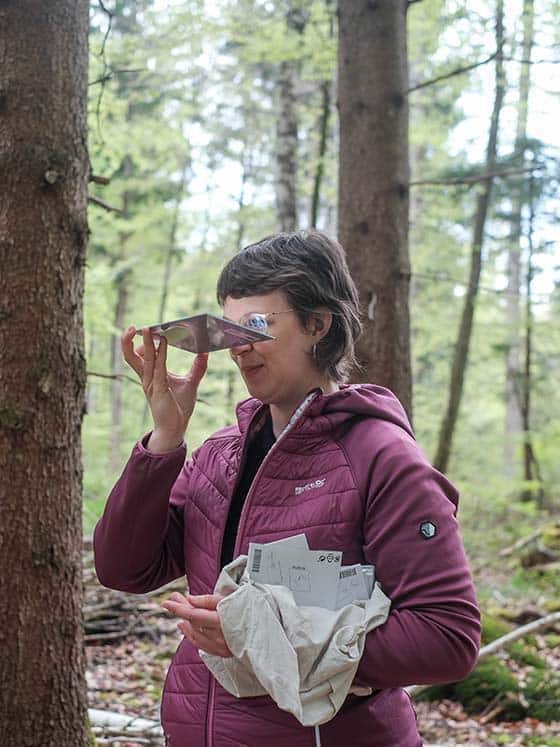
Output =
[
  {"x1": 419, "y1": 656, "x2": 523, "y2": 719},
  {"x1": 541, "y1": 522, "x2": 560, "y2": 552},
  {"x1": 87, "y1": 717, "x2": 96, "y2": 747},
  {"x1": 525, "y1": 669, "x2": 560, "y2": 722},
  {"x1": 507, "y1": 642, "x2": 546, "y2": 670},
  {"x1": 544, "y1": 633, "x2": 560, "y2": 648},
  {"x1": 415, "y1": 682, "x2": 455, "y2": 703},
  {"x1": 481, "y1": 614, "x2": 512, "y2": 645},
  {"x1": 454, "y1": 657, "x2": 519, "y2": 715}
]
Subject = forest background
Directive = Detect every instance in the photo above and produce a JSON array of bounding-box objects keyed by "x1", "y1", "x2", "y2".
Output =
[
  {"x1": 86, "y1": 0, "x2": 559, "y2": 742},
  {"x1": 86, "y1": 0, "x2": 559, "y2": 568}
]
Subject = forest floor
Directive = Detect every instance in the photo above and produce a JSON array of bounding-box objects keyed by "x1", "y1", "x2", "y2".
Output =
[{"x1": 85, "y1": 542, "x2": 560, "y2": 747}]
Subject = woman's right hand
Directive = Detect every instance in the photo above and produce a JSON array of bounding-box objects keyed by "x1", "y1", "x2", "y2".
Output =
[{"x1": 122, "y1": 325, "x2": 208, "y2": 452}]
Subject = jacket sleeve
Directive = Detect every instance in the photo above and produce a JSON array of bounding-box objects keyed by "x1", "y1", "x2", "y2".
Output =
[
  {"x1": 93, "y1": 435, "x2": 193, "y2": 594},
  {"x1": 353, "y1": 432, "x2": 481, "y2": 689}
]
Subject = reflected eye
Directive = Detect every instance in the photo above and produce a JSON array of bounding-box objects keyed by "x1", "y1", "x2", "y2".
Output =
[{"x1": 241, "y1": 313, "x2": 268, "y2": 332}]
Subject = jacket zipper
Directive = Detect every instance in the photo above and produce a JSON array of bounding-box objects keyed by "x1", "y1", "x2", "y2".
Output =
[
  {"x1": 207, "y1": 405, "x2": 265, "y2": 747},
  {"x1": 315, "y1": 725, "x2": 322, "y2": 747},
  {"x1": 232, "y1": 392, "x2": 317, "y2": 559},
  {"x1": 207, "y1": 393, "x2": 318, "y2": 747},
  {"x1": 206, "y1": 673, "x2": 216, "y2": 747}
]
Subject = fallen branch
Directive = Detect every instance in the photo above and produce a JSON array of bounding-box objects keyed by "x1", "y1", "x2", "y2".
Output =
[
  {"x1": 89, "y1": 708, "x2": 163, "y2": 732},
  {"x1": 407, "y1": 610, "x2": 560, "y2": 698},
  {"x1": 498, "y1": 527, "x2": 544, "y2": 557},
  {"x1": 89, "y1": 708, "x2": 163, "y2": 746}
]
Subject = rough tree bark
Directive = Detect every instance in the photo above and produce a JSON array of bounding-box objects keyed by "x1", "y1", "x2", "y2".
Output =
[
  {"x1": 433, "y1": 0, "x2": 506, "y2": 473},
  {"x1": 504, "y1": 0, "x2": 534, "y2": 479},
  {"x1": 0, "y1": 2, "x2": 90, "y2": 746},
  {"x1": 338, "y1": 0, "x2": 412, "y2": 418}
]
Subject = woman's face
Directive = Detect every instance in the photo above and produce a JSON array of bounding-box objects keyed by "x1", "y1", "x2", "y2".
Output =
[{"x1": 223, "y1": 291, "x2": 326, "y2": 412}]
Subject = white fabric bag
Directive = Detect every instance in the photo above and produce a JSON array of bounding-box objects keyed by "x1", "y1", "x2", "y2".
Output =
[{"x1": 200, "y1": 556, "x2": 391, "y2": 727}]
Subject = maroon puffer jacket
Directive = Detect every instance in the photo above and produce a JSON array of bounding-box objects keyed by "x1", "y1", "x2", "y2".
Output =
[{"x1": 94, "y1": 385, "x2": 480, "y2": 747}]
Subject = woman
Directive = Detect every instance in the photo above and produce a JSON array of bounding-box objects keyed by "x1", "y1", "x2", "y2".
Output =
[{"x1": 94, "y1": 230, "x2": 480, "y2": 747}]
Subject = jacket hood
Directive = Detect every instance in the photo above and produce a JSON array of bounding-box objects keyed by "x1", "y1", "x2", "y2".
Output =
[{"x1": 235, "y1": 384, "x2": 414, "y2": 442}]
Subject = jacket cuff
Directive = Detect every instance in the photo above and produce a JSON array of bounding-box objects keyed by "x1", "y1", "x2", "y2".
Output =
[{"x1": 137, "y1": 431, "x2": 186, "y2": 457}]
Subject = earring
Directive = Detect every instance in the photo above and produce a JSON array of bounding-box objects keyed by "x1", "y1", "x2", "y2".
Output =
[{"x1": 311, "y1": 343, "x2": 318, "y2": 360}]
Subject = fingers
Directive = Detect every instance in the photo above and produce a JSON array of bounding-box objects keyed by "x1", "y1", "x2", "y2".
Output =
[
  {"x1": 121, "y1": 326, "x2": 145, "y2": 378},
  {"x1": 162, "y1": 599, "x2": 221, "y2": 630},
  {"x1": 160, "y1": 592, "x2": 192, "y2": 619},
  {"x1": 162, "y1": 592, "x2": 232, "y2": 657},
  {"x1": 142, "y1": 327, "x2": 156, "y2": 387},
  {"x1": 186, "y1": 353, "x2": 208, "y2": 389},
  {"x1": 186, "y1": 593, "x2": 222, "y2": 610},
  {"x1": 153, "y1": 335, "x2": 169, "y2": 389},
  {"x1": 177, "y1": 620, "x2": 232, "y2": 658}
]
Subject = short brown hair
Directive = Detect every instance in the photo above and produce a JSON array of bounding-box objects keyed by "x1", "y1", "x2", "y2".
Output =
[{"x1": 216, "y1": 230, "x2": 361, "y2": 382}]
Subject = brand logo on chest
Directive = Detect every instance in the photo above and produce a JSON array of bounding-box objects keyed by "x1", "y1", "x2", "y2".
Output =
[{"x1": 294, "y1": 478, "x2": 326, "y2": 495}]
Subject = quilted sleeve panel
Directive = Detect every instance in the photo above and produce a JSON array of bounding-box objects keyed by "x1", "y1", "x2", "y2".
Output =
[{"x1": 93, "y1": 436, "x2": 192, "y2": 593}]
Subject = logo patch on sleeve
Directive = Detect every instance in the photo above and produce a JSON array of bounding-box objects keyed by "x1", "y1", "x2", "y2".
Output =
[{"x1": 419, "y1": 521, "x2": 437, "y2": 539}]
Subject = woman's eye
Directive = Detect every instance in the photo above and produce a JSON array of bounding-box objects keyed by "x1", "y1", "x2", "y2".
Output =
[{"x1": 246, "y1": 315, "x2": 267, "y2": 331}]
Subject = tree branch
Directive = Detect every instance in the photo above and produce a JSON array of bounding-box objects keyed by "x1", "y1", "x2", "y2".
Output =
[
  {"x1": 86, "y1": 370, "x2": 139, "y2": 385},
  {"x1": 407, "y1": 610, "x2": 560, "y2": 698},
  {"x1": 93, "y1": 0, "x2": 115, "y2": 140},
  {"x1": 408, "y1": 44, "x2": 504, "y2": 94},
  {"x1": 88, "y1": 67, "x2": 146, "y2": 87},
  {"x1": 87, "y1": 195, "x2": 124, "y2": 214},
  {"x1": 85, "y1": 370, "x2": 210, "y2": 405},
  {"x1": 89, "y1": 174, "x2": 111, "y2": 185},
  {"x1": 96, "y1": 0, "x2": 114, "y2": 60},
  {"x1": 409, "y1": 165, "x2": 541, "y2": 187},
  {"x1": 498, "y1": 527, "x2": 545, "y2": 557},
  {"x1": 503, "y1": 56, "x2": 560, "y2": 65}
]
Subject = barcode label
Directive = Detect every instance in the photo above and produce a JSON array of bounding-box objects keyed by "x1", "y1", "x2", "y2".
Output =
[
  {"x1": 251, "y1": 548, "x2": 263, "y2": 574},
  {"x1": 339, "y1": 567, "x2": 357, "y2": 579}
]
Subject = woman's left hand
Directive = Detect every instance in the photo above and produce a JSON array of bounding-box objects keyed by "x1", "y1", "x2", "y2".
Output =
[{"x1": 161, "y1": 592, "x2": 233, "y2": 658}]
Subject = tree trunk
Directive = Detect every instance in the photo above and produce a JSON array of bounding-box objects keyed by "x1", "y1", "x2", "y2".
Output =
[
  {"x1": 275, "y1": 7, "x2": 306, "y2": 231},
  {"x1": 110, "y1": 152, "x2": 132, "y2": 468},
  {"x1": 310, "y1": 78, "x2": 332, "y2": 228},
  {"x1": 0, "y1": 2, "x2": 89, "y2": 746},
  {"x1": 157, "y1": 158, "x2": 190, "y2": 322},
  {"x1": 110, "y1": 267, "x2": 131, "y2": 471},
  {"x1": 309, "y1": 0, "x2": 335, "y2": 228},
  {"x1": 236, "y1": 149, "x2": 250, "y2": 251},
  {"x1": 504, "y1": 0, "x2": 534, "y2": 479},
  {"x1": 141, "y1": 158, "x2": 190, "y2": 428},
  {"x1": 338, "y1": 0, "x2": 412, "y2": 419},
  {"x1": 86, "y1": 337, "x2": 96, "y2": 414},
  {"x1": 276, "y1": 61, "x2": 298, "y2": 231},
  {"x1": 433, "y1": 0, "x2": 505, "y2": 473},
  {"x1": 520, "y1": 174, "x2": 544, "y2": 504}
]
